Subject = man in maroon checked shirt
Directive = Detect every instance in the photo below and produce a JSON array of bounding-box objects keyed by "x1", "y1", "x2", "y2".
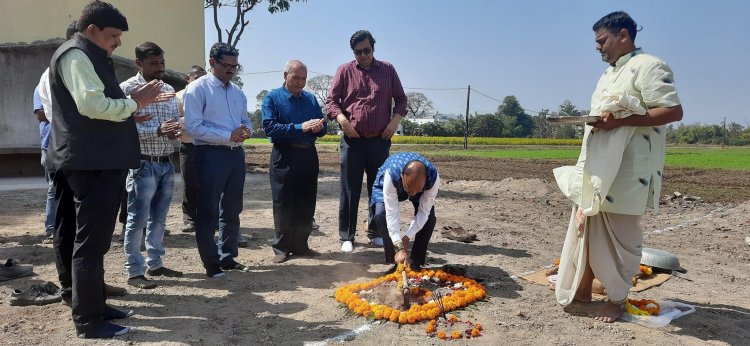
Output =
[{"x1": 326, "y1": 30, "x2": 408, "y2": 253}]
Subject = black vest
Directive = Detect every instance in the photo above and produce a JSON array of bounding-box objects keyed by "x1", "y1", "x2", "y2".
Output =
[{"x1": 48, "y1": 33, "x2": 139, "y2": 171}]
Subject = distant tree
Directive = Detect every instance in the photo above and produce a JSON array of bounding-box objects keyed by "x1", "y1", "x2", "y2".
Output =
[
  {"x1": 470, "y1": 113, "x2": 504, "y2": 137},
  {"x1": 558, "y1": 99, "x2": 581, "y2": 117},
  {"x1": 554, "y1": 100, "x2": 582, "y2": 138},
  {"x1": 251, "y1": 89, "x2": 268, "y2": 135},
  {"x1": 400, "y1": 119, "x2": 422, "y2": 136},
  {"x1": 405, "y1": 92, "x2": 435, "y2": 118},
  {"x1": 443, "y1": 119, "x2": 466, "y2": 137},
  {"x1": 422, "y1": 122, "x2": 449, "y2": 137},
  {"x1": 531, "y1": 109, "x2": 551, "y2": 138},
  {"x1": 496, "y1": 95, "x2": 533, "y2": 137},
  {"x1": 306, "y1": 74, "x2": 333, "y2": 106},
  {"x1": 256, "y1": 89, "x2": 269, "y2": 110},
  {"x1": 205, "y1": 0, "x2": 304, "y2": 87}
]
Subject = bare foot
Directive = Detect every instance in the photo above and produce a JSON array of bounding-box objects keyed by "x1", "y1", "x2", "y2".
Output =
[
  {"x1": 573, "y1": 289, "x2": 592, "y2": 303},
  {"x1": 573, "y1": 278, "x2": 593, "y2": 303},
  {"x1": 590, "y1": 301, "x2": 625, "y2": 323}
]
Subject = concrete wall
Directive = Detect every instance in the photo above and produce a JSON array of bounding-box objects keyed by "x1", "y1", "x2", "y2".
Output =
[
  {"x1": 0, "y1": 0, "x2": 205, "y2": 74},
  {"x1": 0, "y1": 0, "x2": 202, "y2": 163},
  {"x1": 0, "y1": 41, "x2": 59, "y2": 153}
]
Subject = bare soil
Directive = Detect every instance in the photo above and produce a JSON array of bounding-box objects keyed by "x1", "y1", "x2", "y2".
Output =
[{"x1": 1, "y1": 144, "x2": 748, "y2": 345}]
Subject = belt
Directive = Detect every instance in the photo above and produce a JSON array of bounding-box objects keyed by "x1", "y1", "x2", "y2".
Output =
[
  {"x1": 356, "y1": 131, "x2": 383, "y2": 139},
  {"x1": 210, "y1": 144, "x2": 243, "y2": 150},
  {"x1": 274, "y1": 142, "x2": 314, "y2": 149},
  {"x1": 140, "y1": 154, "x2": 171, "y2": 163}
]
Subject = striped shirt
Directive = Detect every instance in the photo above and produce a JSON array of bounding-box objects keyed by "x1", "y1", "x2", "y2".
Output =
[
  {"x1": 120, "y1": 72, "x2": 179, "y2": 156},
  {"x1": 326, "y1": 59, "x2": 407, "y2": 133}
]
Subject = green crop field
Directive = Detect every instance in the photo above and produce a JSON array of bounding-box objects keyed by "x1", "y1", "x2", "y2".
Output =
[
  {"x1": 246, "y1": 136, "x2": 748, "y2": 170},
  {"x1": 416, "y1": 146, "x2": 749, "y2": 170}
]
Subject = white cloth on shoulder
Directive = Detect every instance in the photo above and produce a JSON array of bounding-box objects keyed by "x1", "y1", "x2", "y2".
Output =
[{"x1": 553, "y1": 91, "x2": 646, "y2": 216}]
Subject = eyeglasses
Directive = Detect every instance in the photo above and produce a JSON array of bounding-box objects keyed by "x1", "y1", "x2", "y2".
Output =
[
  {"x1": 353, "y1": 47, "x2": 372, "y2": 56},
  {"x1": 216, "y1": 61, "x2": 241, "y2": 70}
]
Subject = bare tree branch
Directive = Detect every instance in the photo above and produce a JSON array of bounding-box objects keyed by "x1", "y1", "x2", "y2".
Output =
[
  {"x1": 209, "y1": 0, "x2": 223, "y2": 43},
  {"x1": 406, "y1": 92, "x2": 435, "y2": 118}
]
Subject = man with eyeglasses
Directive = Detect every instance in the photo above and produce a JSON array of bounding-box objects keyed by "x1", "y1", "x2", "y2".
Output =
[
  {"x1": 369, "y1": 152, "x2": 440, "y2": 272},
  {"x1": 184, "y1": 43, "x2": 252, "y2": 278},
  {"x1": 326, "y1": 30, "x2": 408, "y2": 253}
]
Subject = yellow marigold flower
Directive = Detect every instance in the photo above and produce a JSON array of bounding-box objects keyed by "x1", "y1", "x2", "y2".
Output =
[
  {"x1": 451, "y1": 331, "x2": 462, "y2": 339},
  {"x1": 437, "y1": 331, "x2": 447, "y2": 340}
]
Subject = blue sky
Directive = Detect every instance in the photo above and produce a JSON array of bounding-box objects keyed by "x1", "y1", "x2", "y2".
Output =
[{"x1": 203, "y1": 0, "x2": 750, "y2": 126}]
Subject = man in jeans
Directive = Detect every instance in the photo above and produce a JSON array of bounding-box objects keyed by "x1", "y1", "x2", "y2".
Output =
[
  {"x1": 33, "y1": 86, "x2": 55, "y2": 243},
  {"x1": 120, "y1": 42, "x2": 182, "y2": 289}
]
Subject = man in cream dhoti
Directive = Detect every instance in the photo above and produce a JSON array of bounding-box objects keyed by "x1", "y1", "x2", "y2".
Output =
[{"x1": 553, "y1": 11, "x2": 683, "y2": 322}]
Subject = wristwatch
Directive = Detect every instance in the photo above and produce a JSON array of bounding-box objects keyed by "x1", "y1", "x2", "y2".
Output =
[{"x1": 394, "y1": 242, "x2": 405, "y2": 252}]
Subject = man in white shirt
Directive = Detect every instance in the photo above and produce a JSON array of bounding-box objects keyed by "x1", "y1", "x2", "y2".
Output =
[{"x1": 369, "y1": 152, "x2": 440, "y2": 271}]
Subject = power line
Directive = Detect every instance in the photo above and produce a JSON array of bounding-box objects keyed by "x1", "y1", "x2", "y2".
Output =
[
  {"x1": 238, "y1": 70, "x2": 283, "y2": 75},
  {"x1": 470, "y1": 87, "x2": 503, "y2": 103},
  {"x1": 470, "y1": 88, "x2": 542, "y2": 114}
]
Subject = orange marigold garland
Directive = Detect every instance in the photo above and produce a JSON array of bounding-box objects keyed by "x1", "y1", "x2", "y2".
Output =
[
  {"x1": 334, "y1": 265, "x2": 487, "y2": 325},
  {"x1": 625, "y1": 298, "x2": 660, "y2": 316}
]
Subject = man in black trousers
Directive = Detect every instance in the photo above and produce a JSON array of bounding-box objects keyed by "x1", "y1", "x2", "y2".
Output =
[
  {"x1": 262, "y1": 60, "x2": 327, "y2": 263},
  {"x1": 48, "y1": 1, "x2": 164, "y2": 338}
]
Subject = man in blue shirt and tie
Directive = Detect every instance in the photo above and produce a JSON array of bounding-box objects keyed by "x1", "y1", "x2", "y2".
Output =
[
  {"x1": 184, "y1": 43, "x2": 251, "y2": 278},
  {"x1": 262, "y1": 60, "x2": 327, "y2": 263}
]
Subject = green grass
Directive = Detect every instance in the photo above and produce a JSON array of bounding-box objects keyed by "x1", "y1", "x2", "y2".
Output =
[
  {"x1": 245, "y1": 136, "x2": 749, "y2": 170},
  {"x1": 664, "y1": 147, "x2": 750, "y2": 170},
  {"x1": 416, "y1": 146, "x2": 750, "y2": 170},
  {"x1": 419, "y1": 147, "x2": 580, "y2": 160},
  {"x1": 244, "y1": 138, "x2": 272, "y2": 144}
]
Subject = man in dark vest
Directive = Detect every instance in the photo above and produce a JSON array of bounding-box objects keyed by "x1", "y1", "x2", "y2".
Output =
[
  {"x1": 370, "y1": 152, "x2": 441, "y2": 272},
  {"x1": 48, "y1": 1, "x2": 165, "y2": 338}
]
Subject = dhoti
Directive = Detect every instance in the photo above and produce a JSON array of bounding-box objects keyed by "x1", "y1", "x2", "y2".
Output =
[{"x1": 555, "y1": 206, "x2": 642, "y2": 305}]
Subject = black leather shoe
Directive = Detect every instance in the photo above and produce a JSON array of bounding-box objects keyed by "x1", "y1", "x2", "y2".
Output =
[
  {"x1": 206, "y1": 266, "x2": 225, "y2": 278},
  {"x1": 272, "y1": 254, "x2": 288, "y2": 263},
  {"x1": 76, "y1": 321, "x2": 129, "y2": 338},
  {"x1": 147, "y1": 267, "x2": 183, "y2": 277},
  {"x1": 103, "y1": 305, "x2": 134, "y2": 320},
  {"x1": 220, "y1": 261, "x2": 249, "y2": 272}
]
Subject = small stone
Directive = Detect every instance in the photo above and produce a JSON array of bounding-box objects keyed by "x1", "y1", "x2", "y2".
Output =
[{"x1": 745, "y1": 237, "x2": 750, "y2": 246}]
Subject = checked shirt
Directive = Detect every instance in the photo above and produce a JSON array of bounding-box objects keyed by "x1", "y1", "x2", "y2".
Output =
[{"x1": 120, "y1": 72, "x2": 179, "y2": 157}]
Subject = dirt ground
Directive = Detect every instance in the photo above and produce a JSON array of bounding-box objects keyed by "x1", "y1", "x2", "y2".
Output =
[{"x1": 1, "y1": 144, "x2": 748, "y2": 345}]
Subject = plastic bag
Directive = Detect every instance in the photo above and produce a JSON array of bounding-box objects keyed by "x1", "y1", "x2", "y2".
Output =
[{"x1": 619, "y1": 300, "x2": 695, "y2": 328}]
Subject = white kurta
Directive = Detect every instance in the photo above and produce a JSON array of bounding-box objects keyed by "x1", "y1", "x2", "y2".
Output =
[{"x1": 555, "y1": 49, "x2": 681, "y2": 305}]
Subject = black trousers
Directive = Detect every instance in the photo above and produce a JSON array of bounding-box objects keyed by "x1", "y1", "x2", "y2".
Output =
[
  {"x1": 371, "y1": 201, "x2": 436, "y2": 266},
  {"x1": 338, "y1": 136, "x2": 390, "y2": 242},
  {"x1": 179, "y1": 142, "x2": 198, "y2": 225},
  {"x1": 194, "y1": 145, "x2": 245, "y2": 270},
  {"x1": 270, "y1": 144, "x2": 319, "y2": 255},
  {"x1": 117, "y1": 185, "x2": 127, "y2": 225},
  {"x1": 53, "y1": 169, "x2": 127, "y2": 327}
]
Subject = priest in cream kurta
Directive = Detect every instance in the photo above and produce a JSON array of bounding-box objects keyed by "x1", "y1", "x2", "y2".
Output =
[{"x1": 554, "y1": 11, "x2": 683, "y2": 323}]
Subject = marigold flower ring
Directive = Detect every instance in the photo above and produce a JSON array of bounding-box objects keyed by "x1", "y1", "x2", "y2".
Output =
[{"x1": 334, "y1": 264, "x2": 487, "y2": 325}]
